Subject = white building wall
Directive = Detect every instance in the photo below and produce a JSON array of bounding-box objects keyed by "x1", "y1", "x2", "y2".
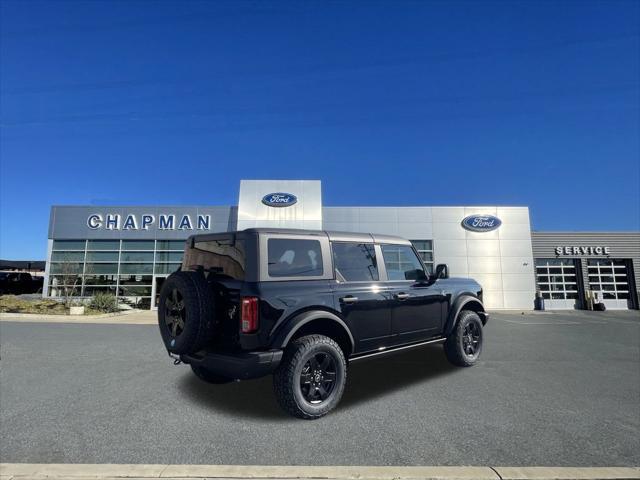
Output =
[
  {"x1": 323, "y1": 205, "x2": 535, "y2": 310},
  {"x1": 237, "y1": 180, "x2": 322, "y2": 230}
]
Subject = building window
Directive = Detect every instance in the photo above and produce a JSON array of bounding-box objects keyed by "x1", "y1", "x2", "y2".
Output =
[
  {"x1": 87, "y1": 240, "x2": 120, "y2": 251},
  {"x1": 535, "y1": 258, "x2": 579, "y2": 300},
  {"x1": 48, "y1": 239, "x2": 185, "y2": 308},
  {"x1": 52, "y1": 240, "x2": 86, "y2": 251},
  {"x1": 410, "y1": 240, "x2": 434, "y2": 274},
  {"x1": 156, "y1": 240, "x2": 185, "y2": 250},
  {"x1": 122, "y1": 240, "x2": 155, "y2": 250}
]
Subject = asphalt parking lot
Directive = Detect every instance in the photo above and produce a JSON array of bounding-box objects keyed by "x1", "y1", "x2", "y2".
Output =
[{"x1": 1, "y1": 310, "x2": 638, "y2": 466}]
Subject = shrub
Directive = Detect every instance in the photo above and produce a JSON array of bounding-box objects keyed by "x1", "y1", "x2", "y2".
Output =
[
  {"x1": 89, "y1": 293, "x2": 119, "y2": 313},
  {"x1": 0, "y1": 295, "x2": 67, "y2": 314}
]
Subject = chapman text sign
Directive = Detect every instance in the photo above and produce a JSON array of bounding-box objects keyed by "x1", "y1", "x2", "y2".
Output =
[{"x1": 87, "y1": 213, "x2": 211, "y2": 231}]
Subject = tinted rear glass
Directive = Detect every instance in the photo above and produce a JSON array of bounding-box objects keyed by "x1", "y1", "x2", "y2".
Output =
[
  {"x1": 267, "y1": 238, "x2": 323, "y2": 277},
  {"x1": 332, "y1": 242, "x2": 379, "y2": 281},
  {"x1": 183, "y1": 237, "x2": 246, "y2": 280}
]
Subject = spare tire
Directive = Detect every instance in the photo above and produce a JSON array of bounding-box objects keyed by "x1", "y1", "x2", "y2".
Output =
[{"x1": 158, "y1": 271, "x2": 215, "y2": 354}]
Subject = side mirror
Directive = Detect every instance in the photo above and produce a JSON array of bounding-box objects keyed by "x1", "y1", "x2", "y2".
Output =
[
  {"x1": 435, "y1": 264, "x2": 449, "y2": 279},
  {"x1": 406, "y1": 268, "x2": 428, "y2": 281}
]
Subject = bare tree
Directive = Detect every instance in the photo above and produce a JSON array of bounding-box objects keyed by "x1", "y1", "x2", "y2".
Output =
[{"x1": 50, "y1": 254, "x2": 83, "y2": 308}]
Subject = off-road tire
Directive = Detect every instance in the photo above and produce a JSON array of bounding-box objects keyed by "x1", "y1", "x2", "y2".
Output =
[
  {"x1": 273, "y1": 335, "x2": 347, "y2": 420},
  {"x1": 444, "y1": 310, "x2": 483, "y2": 367},
  {"x1": 190, "y1": 365, "x2": 233, "y2": 384},
  {"x1": 157, "y1": 271, "x2": 215, "y2": 354}
]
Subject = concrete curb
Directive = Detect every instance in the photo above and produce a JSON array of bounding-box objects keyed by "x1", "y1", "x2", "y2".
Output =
[
  {"x1": 495, "y1": 467, "x2": 640, "y2": 479},
  {"x1": 0, "y1": 310, "x2": 155, "y2": 325},
  {"x1": 1, "y1": 464, "x2": 638, "y2": 480}
]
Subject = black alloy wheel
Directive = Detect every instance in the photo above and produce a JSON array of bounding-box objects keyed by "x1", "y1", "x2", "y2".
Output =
[
  {"x1": 273, "y1": 334, "x2": 347, "y2": 419},
  {"x1": 444, "y1": 310, "x2": 483, "y2": 367},
  {"x1": 462, "y1": 320, "x2": 481, "y2": 357},
  {"x1": 300, "y1": 352, "x2": 337, "y2": 404},
  {"x1": 164, "y1": 288, "x2": 186, "y2": 338}
]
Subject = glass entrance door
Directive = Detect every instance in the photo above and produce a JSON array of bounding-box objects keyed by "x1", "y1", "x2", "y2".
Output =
[{"x1": 151, "y1": 275, "x2": 168, "y2": 310}]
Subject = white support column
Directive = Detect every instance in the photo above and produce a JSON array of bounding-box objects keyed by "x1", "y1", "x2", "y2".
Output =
[{"x1": 42, "y1": 239, "x2": 54, "y2": 298}]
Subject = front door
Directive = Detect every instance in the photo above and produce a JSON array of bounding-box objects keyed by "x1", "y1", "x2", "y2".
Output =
[
  {"x1": 380, "y1": 244, "x2": 445, "y2": 345},
  {"x1": 152, "y1": 275, "x2": 168, "y2": 310},
  {"x1": 330, "y1": 242, "x2": 392, "y2": 354}
]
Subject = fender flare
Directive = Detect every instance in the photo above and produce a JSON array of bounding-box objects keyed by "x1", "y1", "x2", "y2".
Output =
[
  {"x1": 271, "y1": 309, "x2": 355, "y2": 352},
  {"x1": 444, "y1": 294, "x2": 486, "y2": 336}
]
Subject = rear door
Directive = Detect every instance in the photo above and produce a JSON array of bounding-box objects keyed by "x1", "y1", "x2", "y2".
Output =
[
  {"x1": 380, "y1": 244, "x2": 445, "y2": 345},
  {"x1": 330, "y1": 242, "x2": 392, "y2": 354}
]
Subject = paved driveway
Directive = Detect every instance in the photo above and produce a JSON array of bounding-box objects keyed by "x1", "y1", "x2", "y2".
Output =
[{"x1": 1, "y1": 311, "x2": 638, "y2": 466}]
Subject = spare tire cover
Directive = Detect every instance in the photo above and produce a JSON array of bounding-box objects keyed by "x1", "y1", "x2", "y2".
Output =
[{"x1": 157, "y1": 271, "x2": 215, "y2": 354}]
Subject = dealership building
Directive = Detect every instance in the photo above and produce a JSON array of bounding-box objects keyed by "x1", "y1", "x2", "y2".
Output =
[{"x1": 44, "y1": 180, "x2": 640, "y2": 311}]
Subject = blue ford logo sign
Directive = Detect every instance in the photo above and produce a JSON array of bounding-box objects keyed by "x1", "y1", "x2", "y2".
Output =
[
  {"x1": 461, "y1": 214, "x2": 502, "y2": 232},
  {"x1": 261, "y1": 192, "x2": 298, "y2": 207}
]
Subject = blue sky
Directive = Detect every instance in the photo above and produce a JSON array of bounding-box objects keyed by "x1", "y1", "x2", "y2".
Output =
[{"x1": 1, "y1": 0, "x2": 638, "y2": 260}]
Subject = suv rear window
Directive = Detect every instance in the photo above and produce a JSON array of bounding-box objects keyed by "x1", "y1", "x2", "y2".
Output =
[
  {"x1": 268, "y1": 238, "x2": 323, "y2": 277},
  {"x1": 332, "y1": 242, "x2": 379, "y2": 282},
  {"x1": 183, "y1": 237, "x2": 246, "y2": 280}
]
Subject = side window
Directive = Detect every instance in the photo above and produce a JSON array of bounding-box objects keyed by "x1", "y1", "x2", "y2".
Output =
[
  {"x1": 410, "y1": 240, "x2": 434, "y2": 274},
  {"x1": 332, "y1": 242, "x2": 379, "y2": 282},
  {"x1": 381, "y1": 244, "x2": 425, "y2": 281},
  {"x1": 267, "y1": 238, "x2": 323, "y2": 278}
]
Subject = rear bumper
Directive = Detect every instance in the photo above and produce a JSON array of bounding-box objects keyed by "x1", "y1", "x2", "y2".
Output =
[{"x1": 180, "y1": 349, "x2": 283, "y2": 380}]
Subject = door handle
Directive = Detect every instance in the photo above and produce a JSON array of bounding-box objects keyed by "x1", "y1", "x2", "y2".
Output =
[
  {"x1": 339, "y1": 296, "x2": 359, "y2": 304},
  {"x1": 395, "y1": 292, "x2": 410, "y2": 301}
]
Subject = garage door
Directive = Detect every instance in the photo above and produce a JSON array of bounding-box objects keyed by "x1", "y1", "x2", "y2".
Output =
[
  {"x1": 587, "y1": 259, "x2": 631, "y2": 310},
  {"x1": 536, "y1": 258, "x2": 580, "y2": 310}
]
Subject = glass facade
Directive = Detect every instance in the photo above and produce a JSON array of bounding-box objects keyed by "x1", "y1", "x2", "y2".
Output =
[{"x1": 48, "y1": 239, "x2": 185, "y2": 309}]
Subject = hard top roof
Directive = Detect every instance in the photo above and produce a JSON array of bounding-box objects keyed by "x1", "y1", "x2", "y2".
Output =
[{"x1": 189, "y1": 228, "x2": 411, "y2": 245}]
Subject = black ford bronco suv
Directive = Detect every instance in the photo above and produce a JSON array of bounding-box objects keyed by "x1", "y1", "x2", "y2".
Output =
[{"x1": 158, "y1": 229, "x2": 487, "y2": 419}]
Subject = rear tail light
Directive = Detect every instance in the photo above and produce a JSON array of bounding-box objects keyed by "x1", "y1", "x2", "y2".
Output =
[{"x1": 241, "y1": 297, "x2": 259, "y2": 333}]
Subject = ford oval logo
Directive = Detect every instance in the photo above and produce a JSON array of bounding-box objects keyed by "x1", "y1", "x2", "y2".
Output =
[
  {"x1": 261, "y1": 192, "x2": 298, "y2": 207},
  {"x1": 461, "y1": 214, "x2": 502, "y2": 232}
]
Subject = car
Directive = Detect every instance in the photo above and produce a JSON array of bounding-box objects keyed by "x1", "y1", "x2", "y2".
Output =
[
  {"x1": 157, "y1": 228, "x2": 488, "y2": 419},
  {"x1": 0, "y1": 271, "x2": 42, "y2": 295}
]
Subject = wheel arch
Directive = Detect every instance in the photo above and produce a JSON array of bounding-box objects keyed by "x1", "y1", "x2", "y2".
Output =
[
  {"x1": 444, "y1": 294, "x2": 487, "y2": 337},
  {"x1": 272, "y1": 310, "x2": 355, "y2": 358}
]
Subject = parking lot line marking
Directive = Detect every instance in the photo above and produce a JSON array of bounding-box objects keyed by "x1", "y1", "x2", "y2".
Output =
[{"x1": 495, "y1": 318, "x2": 581, "y2": 325}]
